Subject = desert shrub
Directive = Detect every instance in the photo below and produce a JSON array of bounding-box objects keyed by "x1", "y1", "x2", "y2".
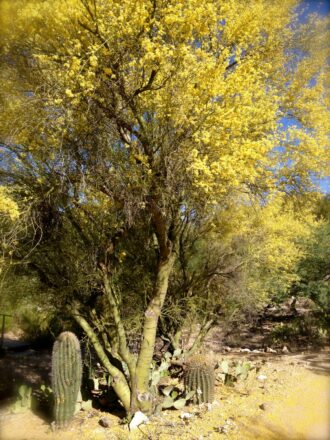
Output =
[{"x1": 270, "y1": 315, "x2": 327, "y2": 345}]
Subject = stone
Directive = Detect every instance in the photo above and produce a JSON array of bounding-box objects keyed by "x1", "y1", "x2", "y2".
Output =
[
  {"x1": 180, "y1": 412, "x2": 194, "y2": 419},
  {"x1": 257, "y1": 374, "x2": 268, "y2": 381},
  {"x1": 129, "y1": 411, "x2": 148, "y2": 431},
  {"x1": 99, "y1": 417, "x2": 111, "y2": 428},
  {"x1": 217, "y1": 417, "x2": 236, "y2": 434}
]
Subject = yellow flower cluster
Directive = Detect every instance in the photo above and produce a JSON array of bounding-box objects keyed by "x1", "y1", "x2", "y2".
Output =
[
  {"x1": 0, "y1": 0, "x2": 328, "y2": 198},
  {"x1": 0, "y1": 188, "x2": 19, "y2": 220}
]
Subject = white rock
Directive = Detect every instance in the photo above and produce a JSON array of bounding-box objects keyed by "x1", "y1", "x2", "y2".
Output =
[
  {"x1": 282, "y1": 345, "x2": 290, "y2": 353},
  {"x1": 129, "y1": 411, "x2": 149, "y2": 430},
  {"x1": 266, "y1": 347, "x2": 277, "y2": 353},
  {"x1": 257, "y1": 374, "x2": 267, "y2": 381},
  {"x1": 180, "y1": 412, "x2": 194, "y2": 419},
  {"x1": 240, "y1": 348, "x2": 251, "y2": 353}
]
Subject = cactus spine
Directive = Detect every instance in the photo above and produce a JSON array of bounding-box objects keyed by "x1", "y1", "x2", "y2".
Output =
[
  {"x1": 52, "y1": 331, "x2": 82, "y2": 427},
  {"x1": 184, "y1": 355, "x2": 215, "y2": 404}
]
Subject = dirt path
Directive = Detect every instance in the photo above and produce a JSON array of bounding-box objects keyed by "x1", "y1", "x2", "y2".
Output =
[
  {"x1": 237, "y1": 368, "x2": 329, "y2": 440},
  {"x1": 0, "y1": 352, "x2": 329, "y2": 440}
]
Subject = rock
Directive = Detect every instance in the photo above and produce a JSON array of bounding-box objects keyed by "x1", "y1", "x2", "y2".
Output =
[
  {"x1": 129, "y1": 411, "x2": 149, "y2": 431},
  {"x1": 266, "y1": 347, "x2": 277, "y2": 353},
  {"x1": 252, "y1": 349, "x2": 262, "y2": 353},
  {"x1": 224, "y1": 346, "x2": 232, "y2": 352},
  {"x1": 257, "y1": 374, "x2": 268, "y2": 381},
  {"x1": 259, "y1": 402, "x2": 274, "y2": 411},
  {"x1": 240, "y1": 348, "x2": 251, "y2": 353},
  {"x1": 282, "y1": 345, "x2": 290, "y2": 353},
  {"x1": 203, "y1": 401, "x2": 220, "y2": 411},
  {"x1": 99, "y1": 417, "x2": 111, "y2": 428},
  {"x1": 217, "y1": 417, "x2": 236, "y2": 434},
  {"x1": 180, "y1": 412, "x2": 194, "y2": 419}
]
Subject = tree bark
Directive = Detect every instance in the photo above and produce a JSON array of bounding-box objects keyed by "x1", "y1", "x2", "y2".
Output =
[
  {"x1": 73, "y1": 310, "x2": 131, "y2": 412},
  {"x1": 187, "y1": 319, "x2": 214, "y2": 356},
  {"x1": 133, "y1": 253, "x2": 176, "y2": 413}
]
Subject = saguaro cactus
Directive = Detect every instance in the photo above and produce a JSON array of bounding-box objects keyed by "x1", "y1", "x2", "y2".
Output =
[
  {"x1": 184, "y1": 354, "x2": 215, "y2": 404},
  {"x1": 52, "y1": 331, "x2": 82, "y2": 427}
]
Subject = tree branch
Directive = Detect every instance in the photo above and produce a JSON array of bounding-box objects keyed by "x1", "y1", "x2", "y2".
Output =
[
  {"x1": 72, "y1": 306, "x2": 131, "y2": 411},
  {"x1": 133, "y1": 69, "x2": 158, "y2": 97}
]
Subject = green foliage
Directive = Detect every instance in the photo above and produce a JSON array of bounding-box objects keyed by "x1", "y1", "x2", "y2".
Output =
[
  {"x1": 296, "y1": 219, "x2": 330, "y2": 315},
  {"x1": 149, "y1": 349, "x2": 194, "y2": 412},
  {"x1": 0, "y1": 266, "x2": 68, "y2": 342},
  {"x1": 52, "y1": 331, "x2": 82, "y2": 428},
  {"x1": 158, "y1": 385, "x2": 195, "y2": 411},
  {"x1": 217, "y1": 360, "x2": 253, "y2": 386},
  {"x1": 32, "y1": 384, "x2": 54, "y2": 418},
  {"x1": 11, "y1": 383, "x2": 55, "y2": 416},
  {"x1": 270, "y1": 322, "x2": 301, "y2": 344},
  {"x1": 270, "y1": 315, "x2": 328, "y2": 345},
  {"x1": 150, "y1": 349, "x2": 184, "y2": 386},
  {"x1": 184, "y1": 355, "x2": 215, "y2": 404},
  {"x1": 11, "y1": 384, "x2": 33, "y2": 413}
]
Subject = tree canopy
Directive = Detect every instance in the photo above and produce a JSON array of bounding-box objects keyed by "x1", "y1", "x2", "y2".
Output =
[{"x1": 0, "y1": 0, "x2": 329, "y2": 415}]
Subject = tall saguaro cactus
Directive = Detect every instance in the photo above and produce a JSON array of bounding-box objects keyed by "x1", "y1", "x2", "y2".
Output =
[{"x1": 52, "y1": 331, "x2": 82, "y2": 428}]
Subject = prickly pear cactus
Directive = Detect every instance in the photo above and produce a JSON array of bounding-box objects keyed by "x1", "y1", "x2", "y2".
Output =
[
  {"x1": 184, "y1": 354, "x2": 215, "y2": 404},
  {"x1": 52, "y1": 331, "x2": 82, "y2": 428}
]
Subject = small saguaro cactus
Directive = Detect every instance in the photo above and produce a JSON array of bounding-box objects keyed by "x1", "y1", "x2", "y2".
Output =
[
  {"x1": 52, "y1": 331, "x2": 82, "y2": 428},
  {"x1": 184, "y1": 354, "x2": 215, "y2": 404}
]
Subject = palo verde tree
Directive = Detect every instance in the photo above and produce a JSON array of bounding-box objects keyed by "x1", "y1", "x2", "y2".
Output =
[{"x1": 0, "y1": 0, "x2": 329, "y2": 415}]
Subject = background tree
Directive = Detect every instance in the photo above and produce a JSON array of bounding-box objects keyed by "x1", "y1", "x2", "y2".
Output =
[
  {"x1": 160, "y1": 193, "x2": 318, "y2": 351},
  {"x1": 294, "y1": 195, "x2": 330, "y2": 319},
  {"x1": 0, "y1": 0, "x2": 329, "y2": 415}
]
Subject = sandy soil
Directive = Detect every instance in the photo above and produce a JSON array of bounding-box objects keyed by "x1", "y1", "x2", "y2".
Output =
[{"x1": 0, "y1": 351, "x2": 329, "y2": 440}]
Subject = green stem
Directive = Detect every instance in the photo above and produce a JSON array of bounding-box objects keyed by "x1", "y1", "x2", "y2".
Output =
[
  {"x1": 73, "y1": 310, "x2": 131, "y2": 412},
  {"x1": 188, "y1": 319, "x2": 214, "y2": 356},
  {"x1": 103, "y1": 275, "x2": 136, "y2": 372},
  {"x1": 134, "y1": 254, "x2": 176, "y2": 413}
]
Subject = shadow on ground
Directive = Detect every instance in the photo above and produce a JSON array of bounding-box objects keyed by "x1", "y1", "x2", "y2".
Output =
[
  {"x1": 296, "y1": 352, "x2": 330, "y2": 375},
  {"x1": 0, "y1": 346, "x2": 51, "y2": 402}
]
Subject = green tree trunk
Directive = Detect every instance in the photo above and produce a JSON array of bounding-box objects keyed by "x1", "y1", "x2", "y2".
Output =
[
  {"x1": 73, "y1": 310, "x2": 131, "y2": 412},
  {"x1": 132, "y1": 254, "x2": 176, "y2": 414}
]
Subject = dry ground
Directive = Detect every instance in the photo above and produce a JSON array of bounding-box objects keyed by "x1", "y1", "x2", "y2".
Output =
[{"x1": 0, "y1": 350, "x2": 329, "y2": 440}]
